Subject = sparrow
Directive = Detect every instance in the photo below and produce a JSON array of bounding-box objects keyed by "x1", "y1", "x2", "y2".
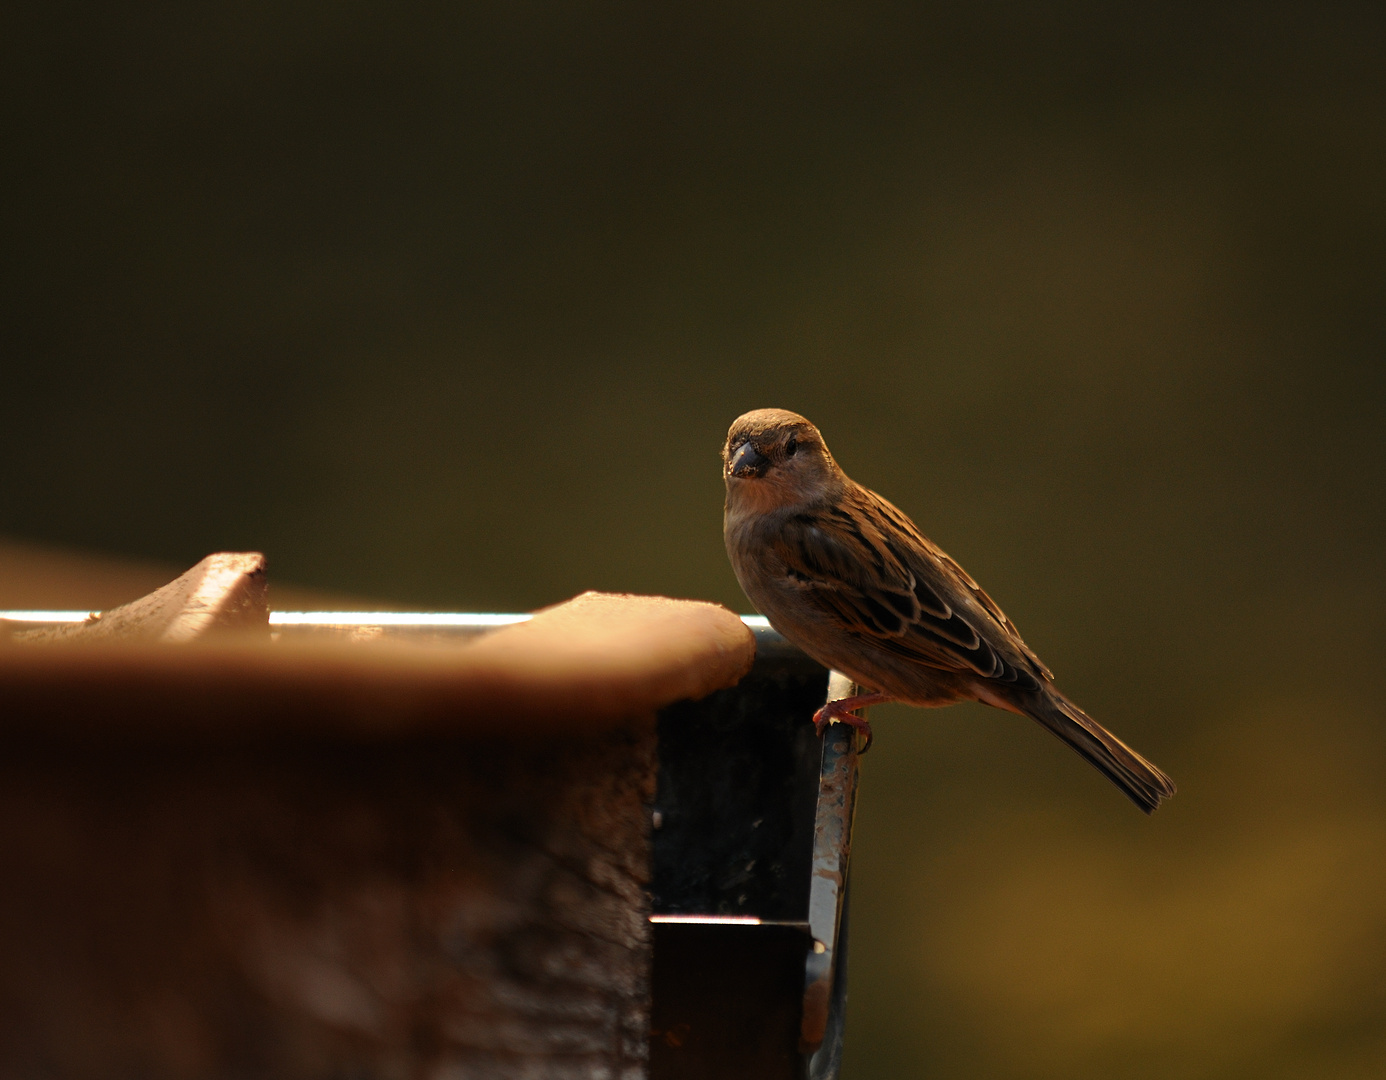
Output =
[{"x1": 722, "y1": 408, "x2": 1176, "y2": 813}]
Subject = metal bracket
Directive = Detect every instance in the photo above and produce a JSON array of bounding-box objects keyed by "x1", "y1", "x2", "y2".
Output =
[{"x1": 801, "y1": 670, "x2": 865, "y2": 1061}]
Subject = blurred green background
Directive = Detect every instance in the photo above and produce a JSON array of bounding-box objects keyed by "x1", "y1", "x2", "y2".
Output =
[{"x1": 3, "y1": 2, "x2": 1385, "y2": 1075}]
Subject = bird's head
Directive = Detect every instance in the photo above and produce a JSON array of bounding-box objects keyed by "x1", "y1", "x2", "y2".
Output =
[{"x1": 722, "y1": 408, "x2": 842, "y2": 513}]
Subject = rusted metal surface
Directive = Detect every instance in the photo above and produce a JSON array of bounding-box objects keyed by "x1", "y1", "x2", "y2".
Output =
[{"x1": 801, "y1": 671, "x2": 864, "y2": 1057}]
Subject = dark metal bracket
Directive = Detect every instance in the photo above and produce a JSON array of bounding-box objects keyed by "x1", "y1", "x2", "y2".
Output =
[{"x1": 648, "y1": 620, "x2": 866, "y2": 1079}]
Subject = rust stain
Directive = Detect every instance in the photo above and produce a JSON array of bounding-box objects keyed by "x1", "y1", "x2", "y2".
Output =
[
  {"x1": 650, "y1": 1023, "x2": 691, "y2": 1049},
  {"x1": 800, "y1": 977, "x2": 831, "y2": 1049}
]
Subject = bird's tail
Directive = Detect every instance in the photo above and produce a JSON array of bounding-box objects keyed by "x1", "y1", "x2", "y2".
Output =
[{"x1": 1021, "y1": 691, "x2": 1176, "y2": 814}]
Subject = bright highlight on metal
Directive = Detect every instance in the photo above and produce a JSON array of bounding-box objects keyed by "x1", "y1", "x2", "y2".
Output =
[
  {"x1": 0, "y1": 610, "x2": 92, "y2": 623},
  {"x1": 648, "y1": 914, "x2": 763, "y2": 926},
  {"x1": 5, "y1": 610, "x2": 774, "y2": 630},
  {"x1": 268, "y1": 612, "x2": 533, "y2": 627}
]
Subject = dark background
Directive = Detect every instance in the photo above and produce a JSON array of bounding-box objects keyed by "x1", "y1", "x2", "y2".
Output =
[{"x1": 4, "y1": 3, "x2": 1385, "y2": 1075}]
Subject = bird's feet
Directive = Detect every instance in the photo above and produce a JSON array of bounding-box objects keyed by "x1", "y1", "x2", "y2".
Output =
[{"x1": 812, "y1": 692, "x2": 892, "y2": 753}]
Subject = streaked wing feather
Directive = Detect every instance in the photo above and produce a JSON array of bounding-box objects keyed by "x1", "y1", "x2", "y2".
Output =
[{"x1": 772, "y1": 486, "x2": 1050, "y2": 689}]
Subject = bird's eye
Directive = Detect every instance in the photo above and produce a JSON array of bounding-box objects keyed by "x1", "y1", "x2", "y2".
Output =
[{"x1": 785, "y1": 436, "x2": 798, "y2": 457}]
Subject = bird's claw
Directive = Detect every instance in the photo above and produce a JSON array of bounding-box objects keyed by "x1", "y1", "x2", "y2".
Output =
[{"x1": 812, "y1": 701, "x2": 876, "y2": 754}]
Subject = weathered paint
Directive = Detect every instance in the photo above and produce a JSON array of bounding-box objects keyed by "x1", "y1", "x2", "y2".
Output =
[{"x1": 800, "y1": 670, "x2": 864, "y2": 1051}]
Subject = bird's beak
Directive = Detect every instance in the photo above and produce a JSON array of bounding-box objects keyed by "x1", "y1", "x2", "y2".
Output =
[{"x1": 728, "y1": 440, "x2": 770, "y2": 479}]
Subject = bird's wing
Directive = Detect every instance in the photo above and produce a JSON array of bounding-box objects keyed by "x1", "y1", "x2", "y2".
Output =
[
  {"x1": 866, "y1": 488, "x2": 1054, "y2": 680},
  {"x1": 769, "y1": 485, "x2": 1052, "y2": 688}
]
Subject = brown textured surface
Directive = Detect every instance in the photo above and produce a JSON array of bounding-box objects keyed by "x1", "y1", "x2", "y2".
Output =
[
  {"x1": 0, "y1": 591, "x2": 756, "y2": 740},
  {"x1": 15, "y1": 552, "x2": 270, "y2": 644},
  {"x1": 0, "y1": 579, "x2": 753, "y2": 1079},
  {"x1": 0, "y1": 727, "x2": 656, "y2": 1079}
]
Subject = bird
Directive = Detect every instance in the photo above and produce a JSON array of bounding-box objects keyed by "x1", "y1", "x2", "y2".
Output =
[{"x1": 722, "y1": 407, "x2": 1176, "y2": 813}]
